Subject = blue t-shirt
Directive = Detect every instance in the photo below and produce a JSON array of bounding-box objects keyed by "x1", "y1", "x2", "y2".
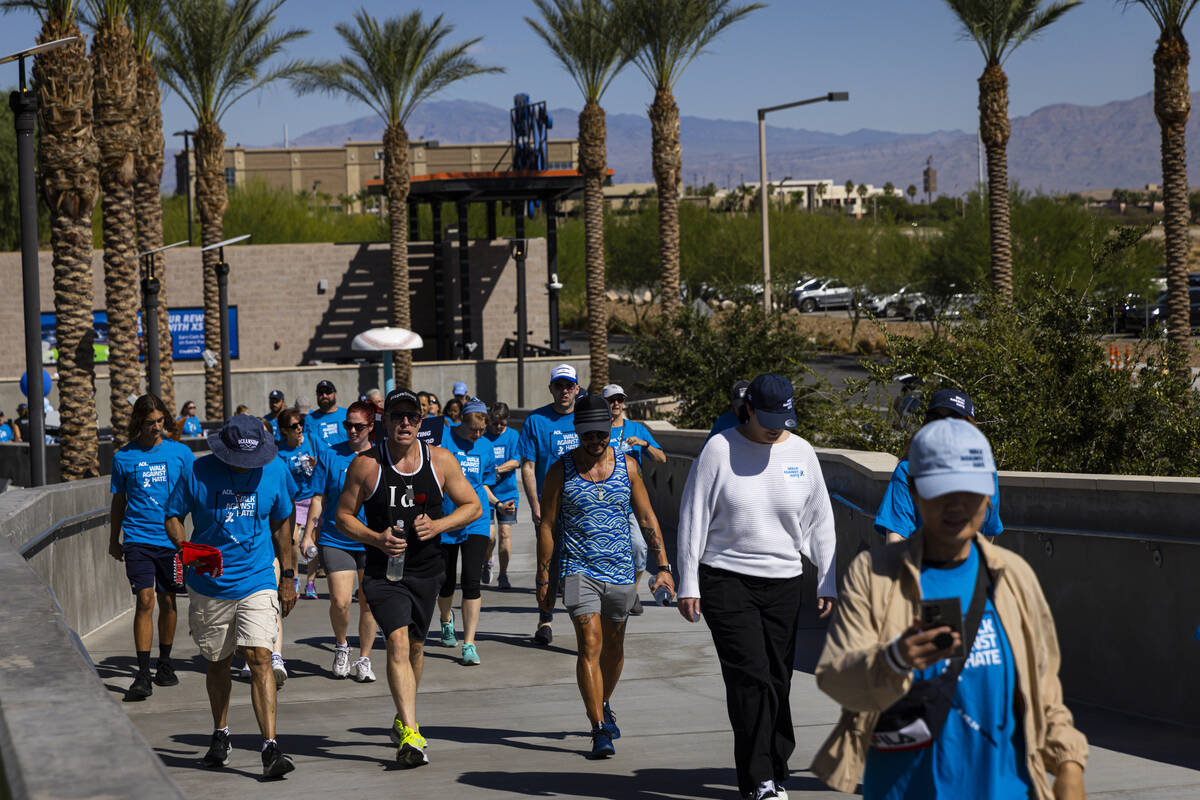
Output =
[
  {"x1": 276, "y1": 436, "x2": 325, "y2": 501},
  {"x1": 609, "y1": 420, "x2": 661, "y2": 465},
  {"x1": 179, "y1": 415, "x2": 202, "y2": 437},
  {"x1": 864, "y1": 544, "x2": 1033, "y2": 799},
  {"x1": 111, "y1": 438, "x2": 195, "y2": 548},
  {"x1": 874, "y1": 458, "x2": 1003, "y2": 539},
  {"x1": 485, "y1": 426, "x2": 520, "y2": 503},
  {"x1": 0, "y1": 423, "x2": 12, "y2": 442},
  {"x1": 312, "y1": 441, "x2": 366, "y2": 551},
  {"x1": 440, "y1": 428, "x2": 496, "y2": 544},
  {"x1": 518, "y1": 404, "x2": 579, "y2": 498},
  {"x1": 706, "y1": 410, "x2": 740, "y2": 442},
  {"x1": 304, "y1": 406, "x2": 348, "y2": 448},
  {"x1": 266, "y1": 415, "x2": 280, "y2": 440},
  {"x1": 166, "y1": 454, "x2": 296, "y2": 599}
]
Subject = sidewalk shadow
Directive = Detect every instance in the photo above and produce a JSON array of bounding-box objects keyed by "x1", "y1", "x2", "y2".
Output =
[
  {"x1": 349, "y1": 724, "x2": 580, "y2": 757},
  {"x1": 160, "y1": 730, "x2": 384, "y2": 776},
  {"x1": 474, "y1": 630, "x2": 577, "y2": 656},
  {"x1": 1071, "y1": 702, "x2": 1200, "y2": 771},
  {"x1": 456, "y1": 765, "x2": 797, "y2": 798}
]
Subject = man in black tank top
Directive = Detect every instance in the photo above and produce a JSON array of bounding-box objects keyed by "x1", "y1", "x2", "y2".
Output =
[{"x1": 336, "y1": 388, "x2": 481, "y2": 769}]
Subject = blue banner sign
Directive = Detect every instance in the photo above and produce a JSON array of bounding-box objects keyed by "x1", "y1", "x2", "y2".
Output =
[{"x1": 41, "y1": 307, "x2": 239, "y2": 364}]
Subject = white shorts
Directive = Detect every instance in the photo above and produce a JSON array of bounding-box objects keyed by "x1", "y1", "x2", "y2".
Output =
[{"x1": 188, "y1": 588, "x2": 279, "y2": 661}]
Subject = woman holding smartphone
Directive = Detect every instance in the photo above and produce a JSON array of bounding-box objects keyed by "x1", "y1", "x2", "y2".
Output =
[{"x1": 813, "y1": 419, "x2": 1086, "y2": 800}]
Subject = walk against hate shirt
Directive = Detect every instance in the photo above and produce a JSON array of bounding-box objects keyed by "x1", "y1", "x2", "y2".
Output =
[
  {"x1": 874, "y1": 458, "x2": 1003, "y2": 539},
  {"x1": 609, "y1": 419, "x2": 661, "y2": 465},
  {"x1": 276, "y1": 435, "x2": 326, "y2": 501},
  {"x1": 485, "y1": 426, "x2": 520, "y2": 503},
  {"x1": 179, "y1": 415, "x2": 202, "y2": 437},
  {"x1": 518, "y1": 404, "x2": 579, "y2": 497},
  {"x1": 304, "y1": 406, "x2": 348, "y2": 448},
  {"x1": 863, "y1": 543, "x2": 1033, "y2": 800},
  {"x1": 167, "y1": 454, "x2": 296, "y2": 599},
  {"x1": 111, "y1": 438, "x2": 195, "y2": 548},
  {"x1": 312, "y1": 441, "x2": 366, "y2": 552},
  {"x1": 440, "y1": 427, "x2": 497, "y2": 544}
]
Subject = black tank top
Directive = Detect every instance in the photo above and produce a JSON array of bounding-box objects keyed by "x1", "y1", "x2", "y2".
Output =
[{"x1": 363, "y1": 440, "x2": 446, "y2": 580}]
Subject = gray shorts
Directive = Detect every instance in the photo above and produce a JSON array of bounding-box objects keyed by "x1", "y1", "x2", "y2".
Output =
[
  {"x1": 562, "y1": 573, "x2": 637, "y2": 621},
  {"x1": 319, "y1": 545, "x2": 366, "y2": 573}
]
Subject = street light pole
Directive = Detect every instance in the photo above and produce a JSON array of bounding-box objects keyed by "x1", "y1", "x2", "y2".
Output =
[
  {"x1": 758, "y1": 92, "x2": 848, "y2": 313},
  {"x1": 173, "y1": 130, "x2": 195, "y2": 246},
  {"x1": 201, "y1": 234, "x2": 251, "y2": 420},
  {"x1": 136, "y1": 240, "x2": 187, "y2": 399},
  {"x1": 3, "y1": 37, "x2": 78, "y2": 486}
]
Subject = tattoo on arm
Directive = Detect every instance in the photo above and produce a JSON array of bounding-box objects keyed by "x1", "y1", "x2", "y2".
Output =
[
  {"x1": 576, "y1": 613, "x2": 595, "y2": 626},
  {"x1": 538, "y1": 558, "x2": 552, "y2": 574},
  {"x1": 643, "y1": 526, "x2": 667, "y2": 558}
]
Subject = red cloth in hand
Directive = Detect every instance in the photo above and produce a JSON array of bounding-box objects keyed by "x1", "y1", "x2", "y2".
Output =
[{"x1": 179, "y1": 541, "x2": 224, "y2": 578}]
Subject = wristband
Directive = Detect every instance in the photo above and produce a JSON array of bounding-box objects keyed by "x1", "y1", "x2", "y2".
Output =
[
  {"x1": 536, "y1": 581, "x2": 550, "y2": 586},
  {"x1": 281, "y1": 569, "x2": 295, "y2": 579},
  {"x1": 884, "y1": 635, "x2": 911, "y2": 675}
]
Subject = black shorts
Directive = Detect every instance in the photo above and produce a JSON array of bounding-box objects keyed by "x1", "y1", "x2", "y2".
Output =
[
  {"x1": 123, "y1": 543, "x2": 182, "y2": 595},
  {"x1": 363, "y1": 573, "x2": 444, "y2": 641}
]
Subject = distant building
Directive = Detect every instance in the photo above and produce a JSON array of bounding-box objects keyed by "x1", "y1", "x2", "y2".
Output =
[{"x1": 736, "y1": 179, "x2": 898, "y2": 216}]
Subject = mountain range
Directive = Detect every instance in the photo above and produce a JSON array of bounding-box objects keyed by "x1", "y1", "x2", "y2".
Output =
[{"x1": 168, "y1": 93, "x2": 1200, "y2": 195}]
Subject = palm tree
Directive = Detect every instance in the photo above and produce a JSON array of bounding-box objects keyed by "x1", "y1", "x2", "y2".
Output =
[
  {"x1": 84, "y1": 0, "x2": 139, "y2": 448},
  {"x1": 293, "y1": 10, "x2": 501, "y2": 389},
  {"x1": 883, "y1": 181, "x2": 896, "y2": 196},
  {"x1": 130, "y1": 0, "x2": 175, "y2": 413},
  {"x1": 815, "y1": 181, "x2": 827, "y2": 208},
  {"x1": 623, "y1": 0, "x2": 762, "y2": 317},
  {"x1": 527, "y1": 0, "x2": 629, "y2": 388},
  {"x1": 907, "y1": 183, "x2": 918, "y2": 203},
  {"x1": 942, "y1": 0, "x2": 1081, "y2": 302},
  {"x1": 2, "y1": 0, "x2": 101, "y2": 479},
  {"x1": 157, "y1": 0, "x2": 308, "y2": 420}
]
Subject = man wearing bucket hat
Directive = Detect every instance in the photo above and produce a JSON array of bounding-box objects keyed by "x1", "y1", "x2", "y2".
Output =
[
  {"x1": 165, "y1": 414, "x2": 300, "y2": 779},
  {"x1": 813, "y1": 419, "x2": 1086, "y2": 799}
]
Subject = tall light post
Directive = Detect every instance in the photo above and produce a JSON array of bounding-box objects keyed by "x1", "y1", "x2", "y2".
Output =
[
  {"x1": 2, "y1": 37, "x2": 77, "y2": 486},
  {"x1": 173, "y1": 130, "x2": 196, "y2": 246},
  {"x1": 136, "y1": 240, "x2": 187, "y2": 398},
  {"x1": 758, "y1": 92, "x2": 848, "y2": 313},
  {"x1": 200, "y1": 234, "x2": 250, "y2": 420}
]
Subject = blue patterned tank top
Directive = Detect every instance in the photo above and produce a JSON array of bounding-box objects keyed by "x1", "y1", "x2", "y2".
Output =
[{"x1": 559, "y1": 450, "x2": 635, "y2": 585}]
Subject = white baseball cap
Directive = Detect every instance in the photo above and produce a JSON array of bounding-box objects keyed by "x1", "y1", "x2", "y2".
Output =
[
  {"x1": 601, "y1": 384, "x2": 625, "y2": 399},
  {"x1": 549, "y1": 364, "x2": 578, "y2": 384},
  {"x1": 908, "y1": 418, "x2": 996, "y2": 499}
]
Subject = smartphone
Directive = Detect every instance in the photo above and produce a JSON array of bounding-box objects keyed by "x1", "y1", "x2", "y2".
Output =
[{"x1": 920, "y1": 596, "x2": 964, "y2": 658}]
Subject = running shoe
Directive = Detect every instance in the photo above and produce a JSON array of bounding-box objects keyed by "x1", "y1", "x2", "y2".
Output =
[
  {"x1": 261, "y1": 740, "x2": 295, "y2": 778},
  {"x1": 461, "y1": 642, "x2": 480, "y2": 666},
  {"x1": 153, "y1": 659, "x2": 178, "y2": 687},
  {"x1": 588, "y1": 723, "x2": 615, "y2": 759},
  {"x1": 303, "y1": 581, "x2": 318, "y2": 599},
  {"x1": 127, "y1": 671, "x2": 153, "y2": 700},
  {"x1": 239, "y1": 661, "x2": 250, "y2": 679},
  {"x1": 201, "y1": 729, "x2": 231, "y2": 768},
  {"x1": 349, "y1": 656, "x2": 376, "y2": 682},
  {"x1": 271, "y1": 653, "x2": 288, "y2": 688},
  {"x1": 481, "y1": 560, "x2": 493, "y2": 584},
  {"x1": 331, "y1": 645, "x2": 351, "y2": 678},
  {"x1": 440, "y1": 612, "x2": 456, "y2": 648},
  {"x1": 602, "y1": 701, "x2": 621, "y2": 739},
  {"x1": 747, "y1": 780, "x2": 780, "y2": 800},
  {"x1": 390, "y1": 714, "x2": 406, "y2": 747},
  {"x1": 533, "y1": 624, "x2": 553, "y2": 646},
  {"x1": 629, "y1": 595, "x2": 644, "y2": 616},
  {"x1": 395, "y1": 723, "x2": 429, "y2": 768},
  {"x1": 497, "y1": 573, "x2": 511, "y2": 590}
]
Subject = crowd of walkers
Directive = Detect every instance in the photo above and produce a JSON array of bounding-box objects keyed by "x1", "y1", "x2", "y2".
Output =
[{"x1": 106, "y1": 365, "x2": 1086, "y2": 798}]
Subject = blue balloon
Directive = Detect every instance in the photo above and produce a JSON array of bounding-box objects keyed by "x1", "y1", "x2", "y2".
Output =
[{"x1": 19, "y1": 369, "x2": 52, "y2": 398}]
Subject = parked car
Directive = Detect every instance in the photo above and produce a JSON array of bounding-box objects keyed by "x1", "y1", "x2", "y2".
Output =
[
  {"x1": 909, "y1": 292, "x2": 977, "y2": 322},
  {"x1": 868, "y1": 285, "x2": 924, "y2": 318},
  {"x1": 1122, "y1": 287, "x2": 1200, "y2": 333},
  {"x1": 791, "y1": 277, "x2": 855, "y2": 312}
]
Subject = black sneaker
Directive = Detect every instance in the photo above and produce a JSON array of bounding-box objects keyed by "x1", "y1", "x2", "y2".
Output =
[
  {"x1": 201, "y1": 729, "x2": 231, "y2": 768},
  {"x1": 533, "y1": 624, "x2": 553, "y2": 646},
  {"x1": 127, "y1": 672, "x2": 153, "y2": 700},
  {"x1": 153, "y1": 659, "x2": 178, "y2": 687},
  {"x1": 629, "y1": 596, "x2": 644, "y2": 616},
  {"x1": 261, "y1": 741, "x2": 295, "y2": 778}
]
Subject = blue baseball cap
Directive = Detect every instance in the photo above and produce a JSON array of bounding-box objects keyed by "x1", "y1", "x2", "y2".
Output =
[
  {"x1": 745, "y1": 373, "x2": 797, "y2": 430},
  {"x1": 452, "y1": 381, "x2": 468, "y2": 395},
  {"x1": 908, "y1": 418, "x2": 996, "y2": 499},
  {"x1": 927, "y1": 388, "x2": 975, "y2": 420}
]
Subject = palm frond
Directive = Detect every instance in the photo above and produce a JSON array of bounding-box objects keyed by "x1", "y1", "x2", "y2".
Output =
[
  {"x1": 79, "y1": 0, "x2": 126, "y2": 33},
  {"x1": 1121, "y1": 0, "x2": 1200, "y2": 34},
  {"x1": 943, "y1": 0, "x2": 1080, "y2": 65},
  {"x1": 525, "y1": 0, "x2": 630, "y2": 102},
  {"x1": 0, "y1": 0, "x2": 79, "y2": 28},
  {"x1": 292, "y1": 9, "x2": 502, "y2": 128},
  {"x1": 128, "y1": 0, "x2": 165, "y2": 60},
  {"x1": 622, "y1": 0, "x2": 763, "y2": 92}
]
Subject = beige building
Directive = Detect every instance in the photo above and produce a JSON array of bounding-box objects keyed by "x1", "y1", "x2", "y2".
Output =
[{"x1": 176, "y1": 139, "x2": 580, "y2": 211}]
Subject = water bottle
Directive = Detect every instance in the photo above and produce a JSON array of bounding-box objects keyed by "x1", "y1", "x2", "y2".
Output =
[
  {"x1": 652, "y1": 572, "x2": 673, "y2": 606},
  {"x1": 386, "y1": 520, "x2": 406, "y2": 582},
  {"x1": 304, "y1": 544, "x2": 318, "y2": 560}
]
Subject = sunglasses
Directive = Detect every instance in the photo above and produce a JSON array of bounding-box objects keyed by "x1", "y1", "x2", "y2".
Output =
[
  {"x1": 285, "y1": 423, "x2": 303, "y2": 431},
  {"x1": 343, "y1": 421, "x2": 370, "y2": 433},
  {"x1": 389, "y1": 411, "x2": 421, "y2": 424},
  {"x1": 581, "y1": 430, "x2": 609, "y2": 442}
]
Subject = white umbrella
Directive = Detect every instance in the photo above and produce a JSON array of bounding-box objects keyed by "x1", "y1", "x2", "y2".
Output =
[{"x1": 352, "y1": 327, "x2": 423, "y2": 392}]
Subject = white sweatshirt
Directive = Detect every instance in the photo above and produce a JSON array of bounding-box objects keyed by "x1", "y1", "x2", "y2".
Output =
[{"x1": 676, "y1": 427, "x2": 838, "y2": 599}]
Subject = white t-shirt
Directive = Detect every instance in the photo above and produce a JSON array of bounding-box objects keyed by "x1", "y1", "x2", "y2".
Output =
[{"x1": 676, "y1": 427, "x2": 837, "y2": 599}]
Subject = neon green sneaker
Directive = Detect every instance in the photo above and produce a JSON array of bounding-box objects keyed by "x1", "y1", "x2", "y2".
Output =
[
  {"x1": 395, "y1": 722, "x2": 429, "y2": 768},
  {"x1": 439, "y1": 612, "x2": 456, "y2": 648}
]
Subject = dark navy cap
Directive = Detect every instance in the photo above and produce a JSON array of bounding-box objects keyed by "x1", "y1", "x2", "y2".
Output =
[
  {"x1": 928, "y1": 388, "x2": 975, "y2": 420},
  {"x1": 268, "y1": 389, "x2": 284, "y2": 402},
  {"x1": 384, "y1": 388, "x2": 420, "y2": 412},
  {"x1": 316, "y1": 380, "x2": 336, "y2": 394},
  {"x1": 207, "y1": 414, "x2": 277, "y2": 468},
  {"x1": 746, "y1": 374, "x2": 797, "y2": 430}
]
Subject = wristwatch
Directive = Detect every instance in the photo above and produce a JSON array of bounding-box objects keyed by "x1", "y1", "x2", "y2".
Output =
[
  {"x1": 281, "y1": 569, "x2": 295, "y2": 579},
  {"x1": 655, "y1": 564, "x2": 673, "y2": 574}
]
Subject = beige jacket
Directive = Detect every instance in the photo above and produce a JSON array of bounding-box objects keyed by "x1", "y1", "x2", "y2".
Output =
[{"x1": 811, "y1": 532, "x2": 1087, "y2": 798}]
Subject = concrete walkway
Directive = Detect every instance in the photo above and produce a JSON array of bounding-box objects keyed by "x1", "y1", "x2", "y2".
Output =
[{"x1": 84, "y1": 518, "x2": 1200, "y2": 799}]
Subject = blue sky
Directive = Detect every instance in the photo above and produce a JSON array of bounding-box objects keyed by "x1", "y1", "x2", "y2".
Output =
[{"x1": 0, "y1": 0, "x2": 1187, "y2": 144}]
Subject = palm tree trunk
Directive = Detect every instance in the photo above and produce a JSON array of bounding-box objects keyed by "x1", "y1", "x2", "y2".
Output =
[
  {"x1": 135, "y1": 61, "x2": 175, "y2": 413},
  {"x1": 979, "y1": 64, "x2": 1013, "y2": 302},
  {"x1": 1154, "y1": 32, "x2": 1192, "y2": 350},
  {"x1": 384, "y1": 122, "x2": 413, "y2": 389},
  {"x1": 579, "y1": 101, "x2": 609, "y2": 388},
  {"x1": 195, "y1": 121, "x2": 227, "y2": 421},
  {"x1": 93, "y1": 22, "x2": 140, "y2": 448},
  {"x1": 35, "y1": 31, "x2": 100, "y2": 479},
  {"x1": 650, "y1": 88, "x2": 682, "y2": 318}
]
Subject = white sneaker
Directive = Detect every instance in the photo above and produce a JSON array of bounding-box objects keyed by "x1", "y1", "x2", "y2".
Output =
[
  {"x1": 239, "y1": 661, "x2": 250, "y2": 679},
  {"x1": 750, "y1": 780, "x2": 780, "y2": 800},
  {"x1": 349, "y1": 656, "x2": 376, "y2": 682},
  {"x1": 332, "y1": 645, "x2": 351, "y2": 678},
  {"x1": 271, "y1": 653, "x2": 287, "y2": 688}
]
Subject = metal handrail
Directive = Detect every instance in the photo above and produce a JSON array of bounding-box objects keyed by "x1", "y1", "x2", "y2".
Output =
[{"x1": 18, "y1": 506, "x2": 108, "y2": 558}]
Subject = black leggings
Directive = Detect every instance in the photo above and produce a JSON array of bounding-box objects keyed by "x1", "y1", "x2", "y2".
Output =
[{"x1": 439, "y1": 536, "x2": 489, "y2": 600}]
